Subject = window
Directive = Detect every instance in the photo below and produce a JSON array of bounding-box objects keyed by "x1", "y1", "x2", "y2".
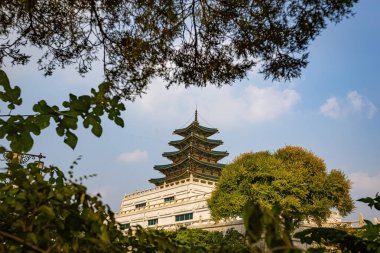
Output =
[
  {"x1": 148, "y1": 218, "x2": 158, "y2": 226},
  {"x1": 164, "y1": 196, "x2": 175, "y2": 202},
  {"x1": 175, "y1": 213, "x2": 193, "y2": 222},
  {"x1": 135, "y1": 202, "x2": 146, "y2": 209},
  {"x1": 120, "y1": 223, "x2": 130, "y2": 230}
]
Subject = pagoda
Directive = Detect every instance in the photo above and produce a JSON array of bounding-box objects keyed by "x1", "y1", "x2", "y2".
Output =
[{"x1": 149, "y1": 110, "x2": 229, "y2": 186}]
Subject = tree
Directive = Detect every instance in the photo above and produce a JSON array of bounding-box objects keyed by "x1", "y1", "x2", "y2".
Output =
[
  {"x1": 0, "y1": 157, "x2": 191, "y2": 252},
  {"x1": 0, "y1": 69, "x2": 125, "y2": 152},
  {"x1": 208, "y1": 146, "x2": 354, "y2": 233},
  {"x1": 0, "y1": 0, "x2": 359, "y2": 251},
  {"x1": 167, "y1": 228, "x2": 250, "y2": 253},
  {"x1": 0, "y1": 160, "x2": 122, "y2": 253},
  {"x1": 294, "y1": 194, "x2": 380, "y2": 252},
  {"x1": 0, "y1": 0, "x2": 358, "y2": 151},
  {"x1": 1, "y1": 0, "x2": 358, "y2": 98}
]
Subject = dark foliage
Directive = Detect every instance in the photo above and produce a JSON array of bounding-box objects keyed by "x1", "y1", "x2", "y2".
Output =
[
  {"x1": 1, "y1": 0, "x2": 357, "y2": 99},
  {"x1": 295, "y1": 194, "x2": 380, "y2": 253}
]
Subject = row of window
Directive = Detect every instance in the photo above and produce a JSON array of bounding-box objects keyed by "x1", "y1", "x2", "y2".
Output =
[
  {"x1": 120, "y1": 223, "x2": 130, "y2": 230},
  {"x1": 135, "y1": 202, "x2": 146, "y2": 208},
  {"x1": 135, "y1": 196, "x2": 175, "y2": 209},
  {"x1": 119, "y1": 213, "x2": 194, "y2": 229},
  {"x1": 148, "y1": 218, "x2": 158, "y2": 226},
  {"x1": 175, "y1": 213, "x2": 193, "y2": 222},
  {"x1": 164, "y1": 196, "x2": 175, "y2": 202}
]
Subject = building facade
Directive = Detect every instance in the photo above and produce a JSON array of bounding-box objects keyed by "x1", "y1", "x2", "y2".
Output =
[
  {"x1": 115, "y1": 111, "x2": 240, "y2": 231},
  {"x1": 115, "y1": 111, "x2": 345, "y2": 233}
]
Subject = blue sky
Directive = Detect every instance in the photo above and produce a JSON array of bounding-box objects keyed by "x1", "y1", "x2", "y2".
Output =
[{"x1": 2, "y1": 1, "x2": 379, "y2": 222}]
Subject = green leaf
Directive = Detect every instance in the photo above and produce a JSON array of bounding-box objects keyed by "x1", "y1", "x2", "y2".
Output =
[
  {"x1": 62, "y1": 116, "x2": 78, "y2": 130},
  {"x1": 39, "y1": 205, "x2": 55, "y2": 218},
  {"x1": 118, "y1": 102, "x2": 126, "y2": 111},
  {"x1": 91, "y1": 123, "x2": 103, "y2": 137},
  {"x1": 10, "y1": 132, "x2": 34, "y2": 153},
  {"x1": 114, "y1": 117, "x2": 124, "y2": 127},
  {"x1": 77, "y1": 95, "x2": 91, "y2": 110},
  {"x1": 33, "y1": 115, "x2": 51, "y2": 129},
  {"x1": 56, "y1": 125, "x2": 65, "y2": 136},
  {"x1": 29, "y1": 122, "x2": 41, "y2": 135},
  {"x1": 26, "y1": 233, "x2": 39, "y2": 245},
  {"x1": 0, "y1": 69, "x2": 10, "y2": 88},
  {"x1": 0, "y1": 122, "x2": 9, "y2": 138},
  {"x1": 0, "y1": 70, "x2": 22, "y2": 109},
  {"x1": 358, "y1": 197, "x2": 374, "y2": 205},
  {"x1": 64, "y1": 131, "x2": 78, "y2": 149},
  {"x1": 93, "y1": 106, "x2": 103, "y2": 116},
  {"x1": 100, "y1": 226, "x2": 111, "y2": 244},
  {"x1": 83, "y1": 117, "x2": 90, "y2": 128}
]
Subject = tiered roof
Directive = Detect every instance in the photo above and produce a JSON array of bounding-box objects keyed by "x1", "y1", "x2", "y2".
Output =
[{"x1": 149, "y1": 111, "x2": 228, "y2": 186}]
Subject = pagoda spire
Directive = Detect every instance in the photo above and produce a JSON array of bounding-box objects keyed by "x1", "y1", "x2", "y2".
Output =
[{"x1": 149, "y1": 112, "x2": 228, "y2": 186}]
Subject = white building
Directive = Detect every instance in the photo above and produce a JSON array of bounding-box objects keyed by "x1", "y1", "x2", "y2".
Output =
[
  {"x1": 115, "y1": 111, "x2": 343, "y2": 233},
  {"x1": 115, "y1": 111, "x2": 243, "y2": 231}
]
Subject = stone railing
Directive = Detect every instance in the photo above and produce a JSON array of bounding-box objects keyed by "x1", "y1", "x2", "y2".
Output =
[
  {"x1": 117, "y1": 192, "x2": 211, "y2": 216},
  {"x1": 122, "y1": 177, "x2": 215, "y2": 200}
]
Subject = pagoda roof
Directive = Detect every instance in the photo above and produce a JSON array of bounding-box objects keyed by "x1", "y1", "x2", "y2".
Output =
[
  {"x1": 169, "y1": 134, "x2": 223, "y2": 148},
  {"x1": 154, "y1": 156, "x2": 225, "y2": 171},
  {"x1": 162, "y1": 145, "x2": 228, "y2": 158},
  {"x1": 192, "y1": 171, "x2": 220, "y2": 181},
  {"x1": 173, "y1": 121, "x2": 218, "y2": 137},
  {"x1": 148, "y1": 177, "x2": 166, "y2": 185}
]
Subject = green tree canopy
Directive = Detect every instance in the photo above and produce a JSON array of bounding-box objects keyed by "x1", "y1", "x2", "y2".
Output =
[
  {"x1": 0, "y1": 0, "x2": 358, "y2": 151},
  {"x1": 208, "y1": 146, "x2": 354, "y2": 231},
  {"x1": 1, "y1": 0, "x2": 357, "y2": 99},
  {"x1": 167, "y1": 228, "x2": 250, "y2": 253},
  {"x1": 0, "y1": 158, "x2": 189, "y2": 253}
]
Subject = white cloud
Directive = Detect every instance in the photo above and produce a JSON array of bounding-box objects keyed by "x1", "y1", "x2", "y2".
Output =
[
  {"x1": 347, "y1": 91, "x2": 363, "y2": 112},
  {"x1": 349, "y1": 172, "x2": 380, "y2": 198},
  {"x1": 320, "y1": 97, "x2": 341, "y2": 118},
  {"x1": 320, "y1": 91, "x2": 377, "y2": 119},
  {"x1": 117, "y1": 149, "x2": 148, "y2": 163},
  {"x1": 130, "y1": 79, "x2": 300, "y2": 128},
  {"x1": 245, "y1": 86, "x2": 300, "y2": 122},
  {"x1": 367, "y1": 101, "x2": 378, "y2": 119}
]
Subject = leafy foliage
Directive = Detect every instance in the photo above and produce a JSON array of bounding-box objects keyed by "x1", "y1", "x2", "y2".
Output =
[
  {"x1": 167, "y1": 228, "x2": 250, "y2": 252},
  {"x1": 0, "y1": 2, "x2": 362, "y2": 251},
  {"x1": 0, "y1": 158, "x2": 195, "y2": 252},
  {"x1": 0, "y1": 156, "x2": 250, "y2": 253},
  {"x1": 0, "y1": 160, "x2": 122, "y2": 252},
  {"x1": 358, "y1": 194, "x2": 380, "y2": 211},
  {"x1": 0, "y1": 69, "x2": 125, "y2": 151},
  {"x1": 208, "y1": 146, "x2": 354, "y2": 231},
  {"x1": 294, "y1": 194, "x2": 380, "y2": 253},
  {"x1": 0, "y1": 0, "x2": 357, "y2": 98},
  {"x1": 243, "y1": 203, "x2": 303, "y2": 252}
]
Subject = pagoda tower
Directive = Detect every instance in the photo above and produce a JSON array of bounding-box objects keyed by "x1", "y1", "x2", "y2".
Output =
[{"x1": 149, "y1": 110, "x2": 229, "y2": 186}]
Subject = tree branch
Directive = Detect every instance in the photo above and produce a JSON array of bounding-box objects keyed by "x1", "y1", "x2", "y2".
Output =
[{"x1": 0, "y1": 230, "x2": 47, "y2": 253}]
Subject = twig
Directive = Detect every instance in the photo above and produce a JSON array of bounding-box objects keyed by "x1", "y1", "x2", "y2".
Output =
[{"x1": 0, "y1": 230, "x2": 47, "y2": 253}]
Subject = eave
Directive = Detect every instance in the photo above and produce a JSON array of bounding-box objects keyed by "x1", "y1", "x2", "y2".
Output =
[
  {"x1": 169, "y1": 135, "x2": 223, "y2": 149},
  {"x1": 148, "y1": 177, "x2": 166, "y2": 185},
  {"x1": 173, "y1": 122, "x2": 218, "y2": 137},
  {"x1": 162, "y1": 145, "x2": 228, "y2": 159},
  {"x1": 154, "y1": 156, "x2": 225, "y2": 172}
]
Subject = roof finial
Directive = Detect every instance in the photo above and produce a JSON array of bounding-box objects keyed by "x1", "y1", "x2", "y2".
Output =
[{"x1": 195, "y1": 108, "x2": 198, "y2": 122}]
